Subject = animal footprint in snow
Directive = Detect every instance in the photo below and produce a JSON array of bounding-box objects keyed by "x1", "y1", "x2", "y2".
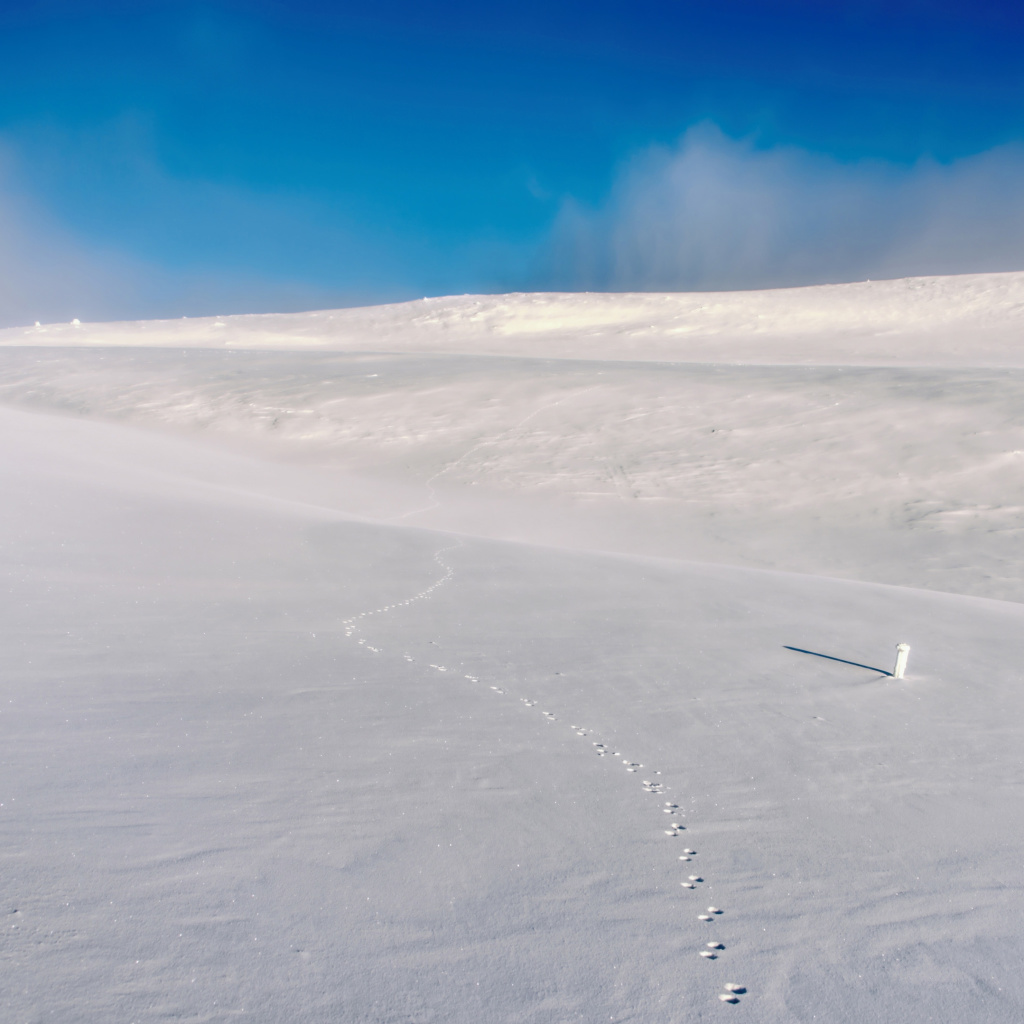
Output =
[
  {"x1": 680, "y1": 881, "x2": 694, "y2": 888},
  {"x1": 699, "y1": 951, "x2": 717, "y2": 959},
  {"x1": 688, "y1": 876, "x2": 703, "y2": 882},
  {"x1": 706, "y1": 942, "x2": 724, "y2": 950},
  {"x1": 490, "y1": 687, "x2": 505, "y2": 694},
  {"x1": 719, "y1": 993, "x2": 739, "y2": 1004},
  {"x1": 404, "y1": 655, "x2": 415, "y2": 662},
  {"x1": 724, "y1": 984, "x2": 745, "y2": 994},
  {"x1": 708, "y1": 907, "x2": 721, "y2": 915},
  {"x1": 698, "y1": 914, "x2": 713, "y2": 921},
  {"x1": 465, "y1": 675, "x2": 478, "y2": 682}
]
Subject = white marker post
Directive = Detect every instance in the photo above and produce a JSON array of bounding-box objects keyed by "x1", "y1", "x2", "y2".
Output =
[{"x1": 892, "y1": 643, "x2": 910, "y2": 679}]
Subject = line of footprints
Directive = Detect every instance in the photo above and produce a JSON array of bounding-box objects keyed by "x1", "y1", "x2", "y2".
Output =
[
  {"x1": 341, "y1": 544, "x2": 747, "y2": 1008},
  {"x1": 587, "y1": 741, "x2": 745, "y2": 1003}
]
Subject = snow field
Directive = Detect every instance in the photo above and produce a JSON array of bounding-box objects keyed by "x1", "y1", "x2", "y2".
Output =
[
  {"x1": 1, "y1": 347, "x2": 1023, "y2": 601},
  {"x1": 3, "y1": 275, "x2": 1024, "y2": 1022}
]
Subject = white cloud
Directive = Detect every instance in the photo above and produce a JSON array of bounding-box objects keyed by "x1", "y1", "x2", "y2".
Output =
[{"x1": 547, "y1": 124, "x2": 1024, "y2": 290}]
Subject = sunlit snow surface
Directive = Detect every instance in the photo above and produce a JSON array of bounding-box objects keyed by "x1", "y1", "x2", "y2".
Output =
[{"x1": 2, "y1": 274, "x2": 1023, "y2": 1022}]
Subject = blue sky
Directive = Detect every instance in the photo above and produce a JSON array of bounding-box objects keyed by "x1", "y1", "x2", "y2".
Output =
[{"x1": 1, "y1": 0, "x2": 1024, "y2": 323}]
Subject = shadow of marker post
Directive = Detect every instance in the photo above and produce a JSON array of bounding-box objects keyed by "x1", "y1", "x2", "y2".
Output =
[{"x1": 783, "y1": 646, "x2": 891, "y2": 676}]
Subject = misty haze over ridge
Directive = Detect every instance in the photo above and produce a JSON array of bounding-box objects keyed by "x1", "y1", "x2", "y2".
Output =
[
  {"x1": 549, "y1": 125, "x2": 1024, "y2": 291},
  {"x1": 5, "y1": 125, "x2": 1024, "y2": 327}
]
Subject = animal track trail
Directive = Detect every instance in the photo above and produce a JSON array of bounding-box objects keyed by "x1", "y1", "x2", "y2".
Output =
[
  {"x1": 341, "y1": 543, "x2": 460, "y2": 643},
  {"x1": 338, "y1": 538, "x2": 747, "y2": 1008}
]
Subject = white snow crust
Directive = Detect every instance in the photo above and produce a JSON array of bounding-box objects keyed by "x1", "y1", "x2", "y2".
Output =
[{"x1": 2, "y1": 272, "x2": 1023, "y2": 1022}]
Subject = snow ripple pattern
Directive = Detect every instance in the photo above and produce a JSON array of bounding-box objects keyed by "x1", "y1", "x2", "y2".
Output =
[{"x1": 340, "y1": 539, "x2": 746, "y2": 1009}]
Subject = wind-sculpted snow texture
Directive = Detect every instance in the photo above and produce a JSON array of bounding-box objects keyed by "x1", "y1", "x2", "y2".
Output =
[
  {"x1": 3, "y1": 275, "x2": 1024, "y2": 1022},
  {"x1": 2, "y1": 274, "x2": 1024, "y2": 601}
]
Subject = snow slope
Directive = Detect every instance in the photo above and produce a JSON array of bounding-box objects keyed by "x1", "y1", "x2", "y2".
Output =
[
  {"x1": 2, "y1": 275, "x2": 1023, "y2": 1022},
  {"x1": 3, "y1": 271, "x2": 1024, "y2": 365},
  {"x1": 1, "y1": 275, "x2": 1023, "y2": 600}
]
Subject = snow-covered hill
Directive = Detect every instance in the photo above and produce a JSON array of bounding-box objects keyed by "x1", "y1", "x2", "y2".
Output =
[
  {"x1": 1, "y1": 272, "x2": 1023, "y2": 601},
  {"x1": 4, "y1": 270, "x2": 1024, "y2": 365},
  {"x1": 2, "y1": 275, "x2": 1023, "y2": 1022}
]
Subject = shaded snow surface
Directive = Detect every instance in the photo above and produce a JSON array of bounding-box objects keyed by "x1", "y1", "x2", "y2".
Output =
[{"x1": 2, "y1": 277, "x2": 1024, "y2": 1022}]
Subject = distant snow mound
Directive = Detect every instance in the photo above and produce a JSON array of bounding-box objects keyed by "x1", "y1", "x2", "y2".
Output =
[{"x1": 5, "y1": 271, "x2": 1024, "y2": 366}]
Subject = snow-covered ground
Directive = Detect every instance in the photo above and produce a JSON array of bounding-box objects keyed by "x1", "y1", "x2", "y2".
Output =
[{"x1": 2, "y1": 274, "x2": 1023, "y2": 1022}]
